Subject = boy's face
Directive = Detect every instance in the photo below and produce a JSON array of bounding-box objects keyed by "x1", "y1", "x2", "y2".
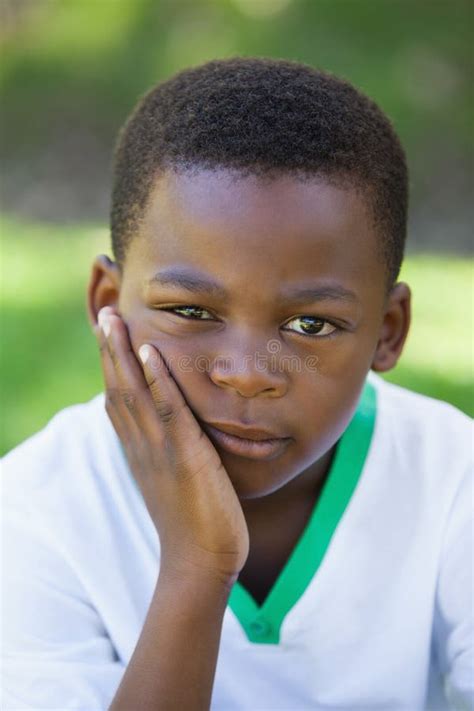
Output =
[{"x1": 89, "y1": 168, "x2": 410, "y2": 500}]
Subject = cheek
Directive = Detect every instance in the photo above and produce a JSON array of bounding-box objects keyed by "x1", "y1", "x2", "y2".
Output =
[
  {"x1": 307, "y1": 340, "x2": 369, "y2": 379},
  {"x1": 125, "y1": 316, "x2": 186, "y2": 363},
  {"x1": 292, "y1": 377, "x2": 360, "y2": 450},
  {"x1": 124, "y1": 309, "x2": 210, "y2": 384}
]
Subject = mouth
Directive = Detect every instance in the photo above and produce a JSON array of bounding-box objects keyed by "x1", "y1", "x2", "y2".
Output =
[{"x1": 202, "y1": 423, "x2": 291, "y2": 461}]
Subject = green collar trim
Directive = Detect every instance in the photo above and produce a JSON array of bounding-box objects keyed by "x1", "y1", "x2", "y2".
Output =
[{"x1": 227, "y1": 378, "x2": 377, "y2": 644}]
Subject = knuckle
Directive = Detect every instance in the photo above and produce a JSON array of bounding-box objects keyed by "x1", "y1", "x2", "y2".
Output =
[
  {"x1": 144, "y1": 369, "x2": 160, "y2": 391},
  {"x1": 120, "y1": 388, "x2": 138, "y2": 416},
  {"x1": 154, "y1": 399, "x2": 178, "y2": 426},
  {"x1": 109, "y1": 348, "x2": 120, "y2": 368},
  {"x1": 105, "y1": 388, "x2": 120, "y2": 410}
]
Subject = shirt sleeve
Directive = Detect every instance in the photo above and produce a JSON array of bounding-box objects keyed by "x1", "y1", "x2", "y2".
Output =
[
  {"x1": 1, "y1": 509, "x2": 125, "y2": 710},
  {"x1": 433, "y1": 464, "x2": 474, "y2": 711}
]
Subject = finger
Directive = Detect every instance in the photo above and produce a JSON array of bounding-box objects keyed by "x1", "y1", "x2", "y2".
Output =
[
  {"x1": 94, "y1": 314, "x2": 158, "y2": 501},
  {"x1": 98, "y1": 307, "x2": 158, "y2": 425},
  {"x1": 95, "y1": 307, "x2": 141, "y2": 441},
  {"x1": 137, "y1": 342, "x2": 206, "y2": 451}
]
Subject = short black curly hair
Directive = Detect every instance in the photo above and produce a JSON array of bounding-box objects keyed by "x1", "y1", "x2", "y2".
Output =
[{"x1": 110, "y1": 57, "x2": 408, "y2": 291}]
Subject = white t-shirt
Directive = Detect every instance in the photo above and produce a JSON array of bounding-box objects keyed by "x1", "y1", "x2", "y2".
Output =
[{"x1": 1, "y1": 371, "x2": 473, "y2": 711}]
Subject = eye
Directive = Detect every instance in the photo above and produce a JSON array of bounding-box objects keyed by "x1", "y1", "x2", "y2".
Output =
[
  {"x1": 160, "y1": 305, "x2": 215, "y2": 320},
  {"x1": 282, "y1": 315, "x2": 338, "y2": 338},
  {"x1": 156, "y1": 306, "x2": 340, "y2": 338}
]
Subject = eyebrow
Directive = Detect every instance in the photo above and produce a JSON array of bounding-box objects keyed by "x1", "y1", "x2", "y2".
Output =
[{"x1": 147, "y1": 268, "x2": 359, "y2": 304}]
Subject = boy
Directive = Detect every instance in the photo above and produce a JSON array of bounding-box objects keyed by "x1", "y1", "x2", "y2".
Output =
[{"x1": 1, "y1": 57, "x2": 472, "y2": 710}]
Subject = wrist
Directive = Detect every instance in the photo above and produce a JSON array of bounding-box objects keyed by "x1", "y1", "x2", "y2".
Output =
[{"x1": 158, "y1": 558, "x2": 238, "y2": 596}]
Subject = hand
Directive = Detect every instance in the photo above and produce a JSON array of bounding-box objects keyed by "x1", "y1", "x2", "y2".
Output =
[{"x1": 94, "y1": 306, "x2": 249, "y2": 584}]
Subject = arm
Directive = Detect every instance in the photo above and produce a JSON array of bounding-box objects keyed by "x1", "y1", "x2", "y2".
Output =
[
  {"x1": 109, "y1": 567, "x2": 235, "y2": 711},
  {"x1": 94, "y1": 306, "x2": 250, "y2": 710}
]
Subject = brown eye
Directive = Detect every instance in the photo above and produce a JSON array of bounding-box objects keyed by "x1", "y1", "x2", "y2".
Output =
[
  {"x1": 162, "y1": 306, "x2": 214, "y2": 320},
  {"x1": 283, "y1": 316, "x2": 338, "y2": 337}
]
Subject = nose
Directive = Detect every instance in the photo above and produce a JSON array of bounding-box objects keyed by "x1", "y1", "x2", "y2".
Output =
[{"x1": 208, "y1": 333, "x2": 289, "y2": 398}]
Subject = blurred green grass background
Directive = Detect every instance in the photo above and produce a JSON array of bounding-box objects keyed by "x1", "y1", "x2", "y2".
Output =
[{"x1": 1, "y1": 214, "x2": 472, "y2": 456}]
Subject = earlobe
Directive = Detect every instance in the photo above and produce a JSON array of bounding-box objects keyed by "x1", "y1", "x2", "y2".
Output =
[
  {"x1": 86, "y1": 254, "x2": 122, "y2": 330},
  {"x1": 371, "y1": 282, "x2": 411, "y2": 373}
]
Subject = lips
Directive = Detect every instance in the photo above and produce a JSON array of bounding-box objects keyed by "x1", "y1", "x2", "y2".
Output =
[
  {"x1": 200, "y1": 421, "x2": 291, "y2": 461},
  {"x1": 203, "y1": 421, "x2": 287, "y2": 441}
]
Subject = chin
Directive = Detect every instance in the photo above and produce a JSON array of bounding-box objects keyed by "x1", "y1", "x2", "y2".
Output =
[{"x1": 223, "y1": 457, "x2": 294, "y2": 500}]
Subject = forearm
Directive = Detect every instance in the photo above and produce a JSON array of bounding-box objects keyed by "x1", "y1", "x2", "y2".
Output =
[{"x1": 108, "y1": 564, "x2": 235, "y2": 711}]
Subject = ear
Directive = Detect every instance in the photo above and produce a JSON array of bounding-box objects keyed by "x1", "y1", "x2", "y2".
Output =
[
  {"x1": 371, "y1": 282, "x2": 412, "y2": 372},
  {"x1": 86, "y1": 254, "x2": 122, "y2": 330}
]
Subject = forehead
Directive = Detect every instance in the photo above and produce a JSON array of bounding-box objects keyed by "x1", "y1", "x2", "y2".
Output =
[{"x1": 130, "y1": 167, "x2": 384, "y2": 299}]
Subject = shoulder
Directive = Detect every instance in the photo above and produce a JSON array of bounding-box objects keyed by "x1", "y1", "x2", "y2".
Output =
[
  {"x1": 366, "y1": 370, "x2": 472, "y2": 505},
  {"x1": 1, "y1": 393, "x2": 128, "y2": 535},
  {"x1": 2, "y1": 393, "x2": 110, "y2": 483},
  {"x1": 367, "y1": 370, "x2": 472, "y2": 445}
]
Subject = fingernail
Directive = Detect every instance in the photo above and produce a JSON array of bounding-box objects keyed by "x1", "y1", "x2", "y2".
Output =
[
  {"x1": 139, "y1": 344, "x2": 151, "y2": 364},
  {"x1": 98, "y1": 309, "x2": 111, "y2": 337}
]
